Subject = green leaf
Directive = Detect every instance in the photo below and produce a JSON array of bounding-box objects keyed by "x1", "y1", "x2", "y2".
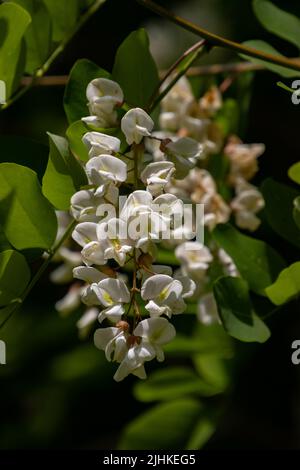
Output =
[
  {"x1": 43, "y1": 0, "x2": 79, "y2": 42},
  {"x1": 118, "y1": 399, "x2": 203, "y2": 450},
  {"x1": 266, "y1": 262, "x2": 300, "y2": 306},
  {"x1": 0, "y1": 2, "x2": 31, "y2": 97},
  {"x1": 0, "y1": 163, "x2": 57, "y2": 250},
  {"x1": 253, "y1": 0, "x2": 300, "y2": 50},
  {"x1": 215, "y1": 99, "x2": 239, "y2": 136},
  {"x1": 134, "y1": 367, "x2": 223, "y2": 403},
  {"x1": 240, "y1": 40, "x2": 299, "y2": 78},
  {"x1": 42, "y1": 133, "x2": 87, "y2": 210},
  {"x1": 64, "y1": 59, "x2": 110, "y2": 123},
  {"x1": 185, "y1": 415, "x2": 217, "y2": 450},
  {"x1": 66, "y1": 120, "x2": 89, "y2": 162},
  {"x1": 0, "y1": 135, "x2": 48, "y2": 182},
  {"x1": 0, "y1": 250, "x2": 30, "y2": 307},
  {"x1": 213, "y1": 276, "x2": 271, "y2": 343},
  {"x1": 293, "y1": 196, "x2": 300, "y2": 230},
  {"x1": 261, "y1": 178, "x2": 300, "y2": 249},
  {"x1": 288, "y1": 162, "x2": 300, "y2": 185},
  {"x1": 13, "y1": 0, "x2": 51, "y2": 74},
  {"x1": 193, "y1": 354, "x2": 230, "y2": 392},
  {"x1": 213, "y1": 223, "x2": 285, "y2": 295},
  {"x1": 112, "y1": 28, "x2": 159, "y2": 108}
]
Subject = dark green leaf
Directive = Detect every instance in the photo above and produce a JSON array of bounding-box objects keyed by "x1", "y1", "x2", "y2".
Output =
[
  {"x1": 0, "y1": 163, "x2": 57, "y2": 250},
  {"x1": 240, "y1": 40, "x2": 299, "y2": 78},
  {"x1": 134, "y1": 367, "x2": 223, "y2": 403},
  {"x1": 266, "y1": 262, "x2": 300, "y2": 305},
  {"x1": 118, "y1": 399, "x2": 203, "y2": 450},
  {"x1": 13, "y1": 0, "x2": 51, "y2": 73},
  {"x1": 261, "y1": 178, "x2": 300, "y2": 248},
  {"x1": 213, "y1": 276, "x2": 270, "y2": 343},
  {"x1": 213, "y1": 223, "x2": 285, "y2": 295},
  {"x1": 64, "y1": 59, "x2": 110, "y2": 123},
  {"x1": 0, "y1": 2, "x2": 31, "y2": 98},
  {"x1": 293, "y1": 196, "x2": 300, "y2": 230},
  {"x1": 215, "y1": 99, "x2": 239, "y2": 136},
  {"x1": 112, "y1": 29, "x2": 159, "y2": 108},
  {"x1": 42, "y1": 133, "x2": 87, "y2": 210},
  {"x1": 0, "y1": 250, "x2": 30, "y2": 307},
  {"x1": 253, "y1": 0, "x2": 300, "y2": 50}
]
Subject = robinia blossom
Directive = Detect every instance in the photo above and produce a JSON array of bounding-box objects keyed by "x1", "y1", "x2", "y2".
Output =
[{"x1": 51, "y1": 73, "x2": 267, "y2": 382}]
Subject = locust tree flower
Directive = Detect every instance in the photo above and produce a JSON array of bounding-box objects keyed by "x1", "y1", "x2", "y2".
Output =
[
  {"x1": 141, "y1": 274, "x2": 187, "y2": 317},
  {"x1": 55, "y1": 284, "x2": 82, "y2": 315},
  {"x1": 140, "y1": 161, "x2": 175, "y2": 196},
  {"x1": 71, "y1": 188, "x2": 119, "y2": 223},
  {"x1": 175, "y1": 241, "x2": 213, "y2": 280},
  {"x1": 82, "y1": 132, "x2": 121, "y2": 158},
  {"x1": 197, "y1": 293, "x2": 220, "y2": 325},
  {"x1": 113, "y1": 317, "x2": 176, "y2": 382},
  {"x1": 92, "y1": 278, "x2": 130, "y2": 323},
  {"x1": 121, "y1": 108, "x2": 154, "y2": 145},
  {"x1": 97, "y1": 218, "x2": 133, "y2": 266},
  {"x1": 72, "y1": 222, "x2": 105, "y2": 266},
  {"x1": 77, "y1": 307, "x2": 99, "y2": 339},
  {"x1": 85, "y1": 155, "x2": 127, "y2": 187},
  {"x1": 225, "y1": 136, "x2": 265, "y2": 183},
  {"x1": 50, "y1": 247, "x2": 82, "y2": 284},
  {"x1": 231, "y1": 180, "x2": 265, "y2": 231},
  {"x1": 164, "y1": 137, "x2": 200, "y2": 178},
  {"x1": 199, "y1": 86, "x2": 223, "y2": 117}
]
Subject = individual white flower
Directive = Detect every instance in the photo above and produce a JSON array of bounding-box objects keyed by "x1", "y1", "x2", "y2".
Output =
[
  {"x1": 72, "y1": 222, "x2": 105, "y2": 266},
  {"x1": 55, "y1": 284, "x2": 82, "y2": 315},
  {"x1": 231, "y1": 180, "x2": 265, "y2": 231},
  {"x1": 85, "y1": 155, "x2": 127, "y2": 187},
  {"x1": 161, "y1": 76, "x2": 194, "y2": 116},
  {"x1": 92, "y1": 278, "x2": 130, "y2": 323},
  {"x1": 50, "y1": 247, "x2": 82, "y2": 284},
  {"x1": 120, "y1": 191, "x2": 166, "y2": 249},
  {"x1": 113, "y1": 317, "x2": 176, "y2": 382},
  {"x1": 141, "y1": 274, "x2": 186, "y2": 317},
  {"x1": 121, "y1": 108, "x2": 154, "y2": 145},
  {"x1": 218, "y1": 249, "x2": 239, "y2": 277},
  {"x1": 199, "y1": 86, "x2": 223, "y2": 117},
  {"x1": 173, "y1": 270, "x2": 196, "y2": 299},
  {"x1": 164, "y1": 137, "x2": 200, "y2": 178},
  {"x1": 86, "y1": 78, "x2": 124, "y2": 114},
  {"x1": 82, "y1": 132, "x2": 121, "y2": 158},
  {"x1": 175, "y1": 242, "x2": 213, "y2": 279},
  {"x1": 197, "y1": 293, "x2": 220, "y2": 325},
  {"x1": 225, "y1": 136, "x2": 265, "y2": 183},
  {"x1": 77, "y1": 307, "x2": 99, "y2": 338},
  {"x1": 94, "y1": 324, "x2": 129, "y2": 363},
  {"x1": 71, "y1": 189, "x2": 102, "y2": 222},
  {"x1": 140, "y1": 161, "x2": 175, "y2": 196},
  {"x1": 97, "y1": 218, "x2": 133, "y2": 266}
]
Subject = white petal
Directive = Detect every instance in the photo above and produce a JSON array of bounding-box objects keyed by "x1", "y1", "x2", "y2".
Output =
[{"x1": 121, "y1": 108, "x2": 154, "y2": 145}]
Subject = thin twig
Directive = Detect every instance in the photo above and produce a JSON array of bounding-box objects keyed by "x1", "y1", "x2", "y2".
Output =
[{"x1": 136, "y1": 0, "x2": 300, "y2": 73}]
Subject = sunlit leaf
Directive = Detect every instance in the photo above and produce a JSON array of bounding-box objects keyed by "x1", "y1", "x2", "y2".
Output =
[
  {"x1": 112, "y1": 28, "x2": 159, "y2": 108},
  {"x1": 42, "y1": 133, "x2": 87, "y2": 210},
  {"x1": 0, "y1": 250, "x2": 30, "y2": 307},
  {"x1": 0, "y1": 163, "x2": 57, "y2": 250},
  {"x1": 213, "y1": 223, "x2": 285, "y2": 295},
  {"x1": 288, "y1": 162, "x2": 300, "y2": 185},
  {"x1": 0, "y1": 2, "x2": 31, "y2": 98},
  {"x1": 213, "y1": 276, "x2": 271, "y2": 343},
  {"x1": 266, "y1": 262, "x2": 300, "y2": 306},
  {"x1": 13, "y1": 0, "x2": 51, "y2": 73}
]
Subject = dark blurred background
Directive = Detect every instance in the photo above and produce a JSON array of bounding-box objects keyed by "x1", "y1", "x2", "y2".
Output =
[{"x1": 0, "y1": 0, "x2": 300, "y2": 450}]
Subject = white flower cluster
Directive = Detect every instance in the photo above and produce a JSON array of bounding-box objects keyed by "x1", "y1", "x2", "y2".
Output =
[{"x1": 51, "y1": 75, "x2": 266, "y2": 380}]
